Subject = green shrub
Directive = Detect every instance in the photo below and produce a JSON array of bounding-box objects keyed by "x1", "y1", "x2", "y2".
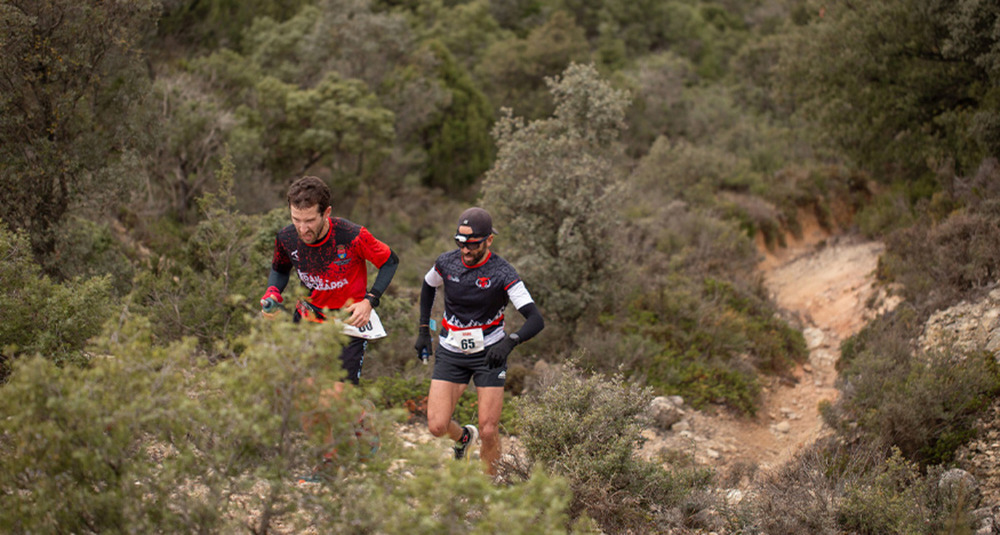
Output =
[
  {"x1": 831, "y1": 311, "x2": 1000, "y2": 465},
  {"x1": 616, "y1": 275, "x2": 804, "y2": 414},
  {"x1": 838, "y1": 448, "x2": 933, "y2": 535},
  {"x1": 0, "y1": 321, "x2": 204, "y2": 533},
  {"x1": 1, "y1": 311, "x2": 573, "y2": 533},
  {"x1": 46, "y1": 217, "x2": 136, "y2": 297},
  {"x1": 515, "y1": 364, "x2": 712, "y2": 532},
  {"x1": 651, "y1": 349, "x2": 760, "y2": 415},
  {"x1": 880, "y1": 205, "x2": 1000, "y2": 316},
  {"x1": 0, "y1": 221, "x2": 112, "y2": 379},
  {"x1": 129, "y1": 154, "x2": 265, "y2": 350}
]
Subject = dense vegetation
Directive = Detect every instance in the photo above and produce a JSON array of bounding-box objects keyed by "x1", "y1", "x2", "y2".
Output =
[{"x1": 2, "y1": 0, "x2": 999, "y2": 532}]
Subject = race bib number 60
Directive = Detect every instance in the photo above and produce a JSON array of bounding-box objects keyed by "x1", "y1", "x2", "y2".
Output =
[
  {"x1": 444, "y1": 328, "x2": 485, "y2": 354},
  {"x1": 338, "y1": 309, "x2": 388, "y2": 340}
]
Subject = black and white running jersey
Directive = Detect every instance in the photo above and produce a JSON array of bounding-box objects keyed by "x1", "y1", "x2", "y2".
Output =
[{"x1": 425, "y1": 249, "x2": 534, "y2": 352}]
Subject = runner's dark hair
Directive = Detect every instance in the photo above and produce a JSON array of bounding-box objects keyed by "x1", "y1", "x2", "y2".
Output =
[{"x1": 287, "y1": 176, "x2": 331, "y2": 213}]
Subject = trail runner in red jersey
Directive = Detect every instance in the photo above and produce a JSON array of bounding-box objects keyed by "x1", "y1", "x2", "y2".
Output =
[{"x1": 261, "y1": 175, "x2": 399, "y2": 385}]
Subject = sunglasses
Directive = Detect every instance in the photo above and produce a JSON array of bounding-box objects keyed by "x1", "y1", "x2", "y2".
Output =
[{"x1": 455, "y1": 234, "x2": 487, "y2": 250}]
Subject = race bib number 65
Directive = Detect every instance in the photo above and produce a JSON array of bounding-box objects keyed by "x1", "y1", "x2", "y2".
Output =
[{"x1": 444, "y1": 328, "x2": 485, "y2": 354}]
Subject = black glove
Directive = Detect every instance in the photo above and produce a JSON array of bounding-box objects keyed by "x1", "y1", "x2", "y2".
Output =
[
  {"x1": 414, "y1": 326, "x2": 432, "y2": 362},
  {"x1": 485, "y1": 334, "x2": 518, "y2": 369}
]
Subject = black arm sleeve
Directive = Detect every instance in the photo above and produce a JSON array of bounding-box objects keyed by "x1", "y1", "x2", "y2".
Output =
[
  {"x1": 267, "y1": 268, "x2": 290, "y2": 292},
  {"x1": 514, "y1": 302, "x2": 544, "y2": 343},
  {"x1": 418, "y1": 280, "x2": 437, "y2": 327},
  {"x1": 368, "y1": 250, "x2": 399, "y2": 299}
]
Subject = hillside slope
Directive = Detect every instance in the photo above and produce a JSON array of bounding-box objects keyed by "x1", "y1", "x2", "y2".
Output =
[{"x1": 639, "y1": 216, "x2": 898, "y2": 485}]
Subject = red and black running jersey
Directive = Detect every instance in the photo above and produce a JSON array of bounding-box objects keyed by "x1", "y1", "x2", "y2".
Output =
[
  {"x1": 272, "y1": 217, "x2": 392, "y2": 310},
  {"x1": 424, "y1": 249, "x2": 535, "y2": 351}
]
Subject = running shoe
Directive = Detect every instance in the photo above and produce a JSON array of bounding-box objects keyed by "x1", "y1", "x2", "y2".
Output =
[{"x1": 453, "y1": 424, "x2": 478, "y2": 460}]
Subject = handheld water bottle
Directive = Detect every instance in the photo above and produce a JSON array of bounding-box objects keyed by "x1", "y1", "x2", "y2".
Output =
[{"x1": 419, "y1": 319, "x2": 437, "y2": 365}]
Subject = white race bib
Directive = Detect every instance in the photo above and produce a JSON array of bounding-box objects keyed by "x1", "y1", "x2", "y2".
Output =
[
  {"x1": 338, "y1": 309, "x2": 387, "y2": 340},
  {"x1": 444, "y1": 327, "x2": 485, "y2": 354}
]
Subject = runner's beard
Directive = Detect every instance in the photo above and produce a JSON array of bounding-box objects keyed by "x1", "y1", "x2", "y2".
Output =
[
  {"x1": 463, "y1": 247, "x2": 487, "y2": 265},
  {"x1": 298, "y1": 220, "x2": 328, "y2": 244}
]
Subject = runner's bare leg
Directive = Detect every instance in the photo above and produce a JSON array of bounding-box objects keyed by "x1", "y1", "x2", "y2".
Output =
[
  {"x1": 427, "y1": 379, "x2": 466, "y2": 442},
  {"x1": 476, "y1": 386, "x2": 504, "y2": 476}
]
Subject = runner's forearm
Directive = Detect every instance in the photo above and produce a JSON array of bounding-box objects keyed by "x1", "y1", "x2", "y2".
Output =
[
  {"x1": 513, "y1": 302, "x2": 544, "y2": 342},
  {"x1": 369, "y1": 250, "x2": 399, "y2": 299},
  {"x1": 419, "y1": 281, "x2": 437, "y2": 327},
  {"x1": 267, "y1": 269, "x2": 290, "y2": 293}
]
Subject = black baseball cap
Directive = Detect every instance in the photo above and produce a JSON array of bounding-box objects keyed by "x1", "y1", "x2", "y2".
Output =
[{"x1": 456, "y1": 207, "x2": 497, "y2": 238}]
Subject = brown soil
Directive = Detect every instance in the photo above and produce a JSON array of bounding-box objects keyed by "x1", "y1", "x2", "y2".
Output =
[{"x1": 639, "y1": 214, "x2": 897, "y2": 483}]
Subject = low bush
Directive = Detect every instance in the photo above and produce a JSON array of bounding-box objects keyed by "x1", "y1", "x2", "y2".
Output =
[
  {"x1": 831, "y1": 309, "x2": 1000, "y2": 465},
  {"x1": 0, "y1": 221, "x2": 112, "y2": 380},
  {"x1": 1, "y1": 311, "x2": 574, "y2": 533},
  {"x1": 615, "y1": 275, "x2": 805, "y2": 414},
  {"x1": 740, "y1": 438, "x2": 881, "y2": 535},
  {"x1": 838, "y1": 448, "x2": 980, "y2": 535},
  {"x1": 47, "y1": 216, "x2": 137, "y2": 297},
  {"x1": 650, "y1": 349, "x2": 760, "y2": 415},
  {"x1": 741, "y1": 440, "x2": 977, "y2": 535},
  {"x1": 879, "y1": 203, "x2": 1000, "y2": 318},
  {"x1": 514, "y1": 364, "x2": 713, "y2": 532}
]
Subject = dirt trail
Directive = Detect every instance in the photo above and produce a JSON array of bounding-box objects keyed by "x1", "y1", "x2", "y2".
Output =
[{"x1": 641, "y1": 218, "x2": 894, "y2": 480}]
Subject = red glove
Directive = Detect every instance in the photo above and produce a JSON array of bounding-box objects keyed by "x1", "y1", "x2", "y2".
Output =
[{"x1": 260, "y1": 286, "x2": 283, "y2": 318}]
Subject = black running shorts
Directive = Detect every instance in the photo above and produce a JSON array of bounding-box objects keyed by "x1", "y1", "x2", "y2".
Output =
[
  {"x1": 294, "y1": 309, "x2": 368, "y2": 385},
  {"x1": 432, "y1": 344, "x2": 507, "y2": 388}
]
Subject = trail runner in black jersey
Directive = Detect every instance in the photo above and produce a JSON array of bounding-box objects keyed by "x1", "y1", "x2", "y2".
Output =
[
  {"x1": 260, "y1": 176, "x2": 399, "y2": 386},
  {"x1": 414, "y1": 207, "x2": 544, "y2": 476}
]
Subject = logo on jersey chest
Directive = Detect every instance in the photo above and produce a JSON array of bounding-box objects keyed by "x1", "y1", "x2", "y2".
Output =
[
  {"x1": 448, "y1": 274, "x2": 461, "y2": 283},
  {"x1": 333, "y1": 244, "x2": 349, "y2": 265},
  {"x1": 291, "y1": 249, "x2": 300, "y2": 261},
  {"x1": 476, "y1": 277, "x2": 492, "y2": 289}
]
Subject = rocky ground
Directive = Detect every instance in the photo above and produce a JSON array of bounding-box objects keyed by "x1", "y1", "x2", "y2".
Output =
[{"x1": 922, "y1": 287, "x2": 1000, "y2": 507}]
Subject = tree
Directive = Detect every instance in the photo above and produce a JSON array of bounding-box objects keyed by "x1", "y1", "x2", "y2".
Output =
[
  {"x1": 130, "y1": 152, "x2": 270, "y2": 349},
  {"x1": 148, "y1": 71, "x2": 242, "y2": 222},
  {"x1": 476, "y1": 10, "x2": 590, "y2": 120},
  {"x1": 157, "y1": 0, "x2": 313, "y2": 52},
  {"x1": 480, "y1": 63, "x2": 629, "y2": 330},
  {"x1": 775, "y1": 0, "x2": 1000, "y2": 181},
  {"x1": 0, "y1": 0, "x2": 158, "y2": 267},
  {"x1": 254, "y1": 72, "x2": 396, "y2": 196},
  {"x1": 246, "y1": 0, "x2": 414, "y2": 90},
  {"x1": 419, "y1": 41, "x2": 495, "y2": 192}
]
